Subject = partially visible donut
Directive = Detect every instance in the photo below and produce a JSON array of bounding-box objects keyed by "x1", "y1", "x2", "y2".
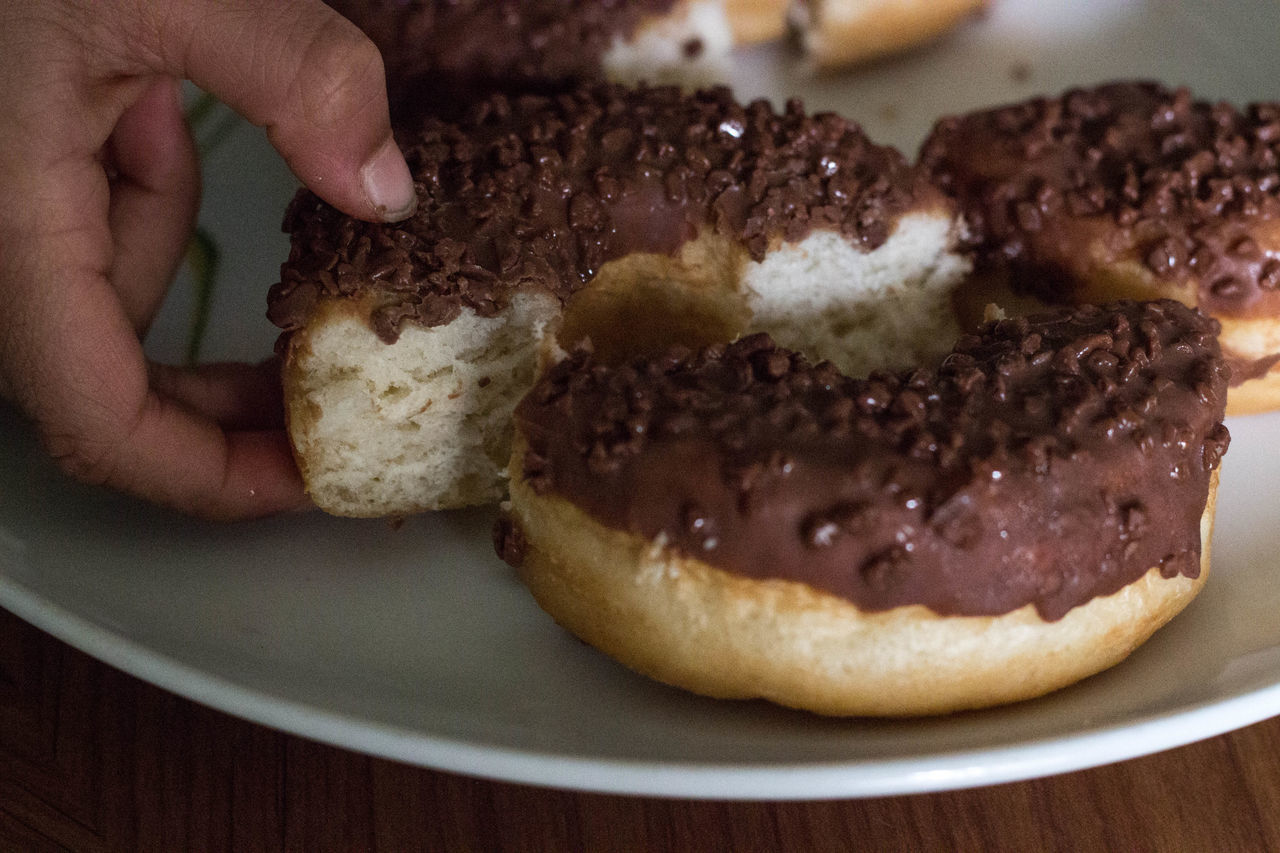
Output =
[
  {"x1": 325, "y1": 0, "x2": 992, "y2": 109},
  {"x1": 788, "y1": 0, "x2": 989, "y2": 72},
  {"x1": 324, "y1": 0, "x2": 736, "y2": 109},
  {"x1": 920, "y1": 81, "x2": 1280, "y2": 413},
  {"x1": 269, "y1": 84, "x2": 969, "y2": 517},
  {"x1": 498, "y1": 299, "x2": 1230, "y2": 716}
]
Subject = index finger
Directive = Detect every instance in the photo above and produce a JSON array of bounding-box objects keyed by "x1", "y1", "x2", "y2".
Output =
[{"x1": 107, "y1": 0, "x2": 416, "y2": 222}]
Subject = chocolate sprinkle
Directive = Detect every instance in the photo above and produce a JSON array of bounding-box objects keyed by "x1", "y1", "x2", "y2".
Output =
[
  {"x1": 921, "y1": 82, "x2": 1280, "y2": 319},
  {"x1": 510, "y1": 300, "x2": 1229, "y2": 621},
  {"x1": 271, "y1": 84, "x2": 935, "y2": 342},
  {"x1": 493, "y1": 513, "x2": 528, "y2": 568}
]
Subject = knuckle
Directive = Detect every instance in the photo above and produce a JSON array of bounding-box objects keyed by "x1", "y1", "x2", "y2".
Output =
[{"x1": 295, "y1": 17, "x2": 385, "y2": 133}]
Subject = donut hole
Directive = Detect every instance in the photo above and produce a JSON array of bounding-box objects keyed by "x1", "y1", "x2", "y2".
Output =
[
  {"x1": 560, "y1": 211, "x2": 970, "y2": 375},
  {"x1": 557, "y1": 233, "x2": 752, "y2": 365}
]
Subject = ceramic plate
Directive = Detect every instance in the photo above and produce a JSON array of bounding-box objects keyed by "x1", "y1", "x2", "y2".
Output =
[{"x1": 3, "y1": 0, "x2": 1280, "y2": 800}]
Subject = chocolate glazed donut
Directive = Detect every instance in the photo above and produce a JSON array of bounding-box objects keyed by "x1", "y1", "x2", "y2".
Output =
[
  {"x1": 323, "y1": 0, "x2": 733, "y2": 116},
  {"x1": 920, "y1": 81, "x2": 1280, "y2": 414},
  {"x1": 269, "y1": 83, "x2": 967, "y2": 516},
  {"x1": 499, "y1": 300, "x2": 1230, "y2": 716}
]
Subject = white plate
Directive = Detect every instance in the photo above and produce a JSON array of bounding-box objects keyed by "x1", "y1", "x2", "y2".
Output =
[{"x1": 3, "y1": 0, "x2": 1280, "y2": 801}]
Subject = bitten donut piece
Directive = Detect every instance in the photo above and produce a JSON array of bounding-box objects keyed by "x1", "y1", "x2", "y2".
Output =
[
  {"x1": 270, "y1": 84, "x2": 968, "y2": 516},
  {"x1": 324, "y1": 0, "x2": 734, "y2": 105},
  {"x1": 499, "y1": 300, "x2": 1230, "y2": 716},
  {"x1": 788, "y1": 0, "x2": 989, "y2": 72},
  {"x1": 920, "y1": 81, "x2": 1280, "y2": 413}
]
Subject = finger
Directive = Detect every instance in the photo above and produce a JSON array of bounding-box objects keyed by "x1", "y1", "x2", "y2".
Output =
[
  {"x1": 148, "y1": 359, "x2": 286, "y2": 431},
  {"x1": 24, "y1": 295, "x2": 308, "y2": 520},
  {"x1": 106, "y1": 0, "x2": 415, "y2": 222},
  {"x1": 107, "y1": 76, "x2": 201, "y2": 334},
  {"x1": 5, "y1": 173, "x2": 307, "y2": 520},
  {"x1": 37, "y1": 344, "x2": 309, "y2": 520},
  {"x1": 46, "y1": 390, "x2": 307, "y2": 522}
]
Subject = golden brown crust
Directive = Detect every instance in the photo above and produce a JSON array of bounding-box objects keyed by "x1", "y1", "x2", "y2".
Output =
[
  {"x1": 507, "y1": 439, "x2": 1217, "y2": 717},
  {"x1": 794, "y1": 0, "x2": 989, "y2": 71},
  {"x1": 724, "y1": 0, "x2": 788, "y2": 43},
  {"x1": 1203, "y1": 365, "x2": 1280, "y2": 415}
]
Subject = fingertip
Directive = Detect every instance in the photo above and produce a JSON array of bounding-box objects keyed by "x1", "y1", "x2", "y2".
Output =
[
  {"x1": 361, "y1": 135, "x2": 417, "y2": 221},
  {"x1": 212, "y1": 429, "x2": 310, "y2": 520},
  {"x1": 110, "y1": 77, "x2": 195, "y2": 188},
  {"x1": 141, "y1": 0, "x2": 406, "y2": 223}
]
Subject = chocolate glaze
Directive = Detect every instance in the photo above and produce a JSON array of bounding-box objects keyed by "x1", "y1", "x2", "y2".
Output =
[
  {"x1": 493, "y1": 514, "x2": 528, "y2": 568},
  {"x1": 920, "y1": 82, "x2": 1280, "y2": 320},
  {"x1": 508, "y1": 300, "x2": 1229, "y2": 621},
  {"x1": 271, "y1": 84, "x2": 936, "y2": 342},
  {"x1": 325, "y1": 0, "x2": 679, "y2": 105}
]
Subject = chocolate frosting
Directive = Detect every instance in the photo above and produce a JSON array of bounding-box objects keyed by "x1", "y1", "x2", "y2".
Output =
[
  {"x1": 271, "y1": 84, "x2": 936, "y2": 342},
  {"x1": 325, "y1": 0, "x2": 680, "y2": 101},
  {"x1": 507, "y1": 300, "x2": 1229, "y2": 621},
  {"x1": 920, "y1": 82, "x2": 1280, "y2": 320}
]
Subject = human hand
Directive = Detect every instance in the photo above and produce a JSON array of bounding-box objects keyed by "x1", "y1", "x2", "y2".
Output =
[{"x1": 0, "y1": 0, "x2": 415, "y2": 520}]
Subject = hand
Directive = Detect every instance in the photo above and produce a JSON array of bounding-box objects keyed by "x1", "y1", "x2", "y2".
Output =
[{"x1": 0, "y1": 0, "x2": 415, "y2": 520}]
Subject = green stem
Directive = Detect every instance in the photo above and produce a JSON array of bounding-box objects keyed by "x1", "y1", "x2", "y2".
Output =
[
  {"x1": 185, "y1": 90, "x2": 222, "y2": 132},
  {"x1": 180, "y1": 92, "x2": 238, "y2": 364},
  {"x1": 184, "y1": 226, "x2": 220, "y2": 366}
]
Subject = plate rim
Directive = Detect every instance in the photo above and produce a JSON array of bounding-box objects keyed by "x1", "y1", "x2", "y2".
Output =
[{"x1": 4, "y1": 567, "x2": 1279, "y2": 800}]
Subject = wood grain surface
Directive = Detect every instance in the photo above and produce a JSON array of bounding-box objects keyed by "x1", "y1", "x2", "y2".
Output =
[{"x1": 3, "y1": 605, "x2": 1280, "y2": 853}]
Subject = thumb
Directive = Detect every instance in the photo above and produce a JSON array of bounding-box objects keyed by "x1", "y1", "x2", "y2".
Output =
[{"x1": 113, "y1": 0, "x2": 416, "y2": 221}]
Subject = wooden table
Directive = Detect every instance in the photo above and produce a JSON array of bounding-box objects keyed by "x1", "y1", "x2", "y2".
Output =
[{"x1": 4, "y1": 607, "x2": 1279, "y2": 852}]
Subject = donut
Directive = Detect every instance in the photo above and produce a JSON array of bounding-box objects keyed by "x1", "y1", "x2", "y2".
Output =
[
  {"x1": 788, "y1": 0, "x2": 989, "y2": 72},
  {"x1": 497, "y1": 299, "x2": 1230, "y2": 716},
  {"x1": 920, "y1": 81, "x2": 1280, "y2": 414},
  {"x1": 324, "y1": 0, "x2": 736, "y2": 109},
  {"x1": 268, "y1": 84, "x2": 969, "y2": 517},
  {"x1": 326, "y1": 0, "x2": 989, "y2": 108}
]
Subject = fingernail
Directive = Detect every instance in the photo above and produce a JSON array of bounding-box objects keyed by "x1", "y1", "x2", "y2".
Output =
[{"x1": 361, "y1": 136, "x2": 417, "y2": 222}]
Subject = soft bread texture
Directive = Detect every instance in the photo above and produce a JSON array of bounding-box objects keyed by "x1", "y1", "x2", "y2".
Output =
[
  {"x1": 505, "y1": 460, "x2": 1217, "y2": 717},
  {"x1": 282, "y1": 214, "x2": 969, "y2": 516},
  {"x1": 604, "y1": 0, "x2": 735, "y2": 86},
  {"x1": 789, "y1": 0, "x2": 988, "y2": 71},
  {"x1": 283, "y1": 292, "x2": 560, "y2": 514}
]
